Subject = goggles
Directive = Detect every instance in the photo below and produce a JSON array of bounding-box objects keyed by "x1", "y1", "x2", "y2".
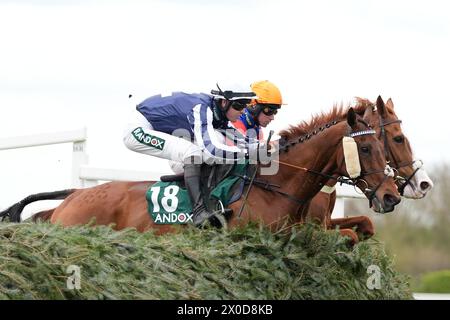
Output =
[
  {"x1": 230, "y1": 99, "x2": 251, "y2": 111},
  {"x1": 260, "y1": 104, "x2": 281, "y2": 116}
]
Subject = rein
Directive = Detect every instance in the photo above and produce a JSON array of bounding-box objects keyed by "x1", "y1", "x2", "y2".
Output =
[
  {"x1": 273, "y1": 160, "x2": 357, "y2": 184},
  {"x1": 272, "y1": 158, "x2": 394, "y2": 206},
  {"x1": 246, "y1": 119, "x2": 392, "y2": 206}
]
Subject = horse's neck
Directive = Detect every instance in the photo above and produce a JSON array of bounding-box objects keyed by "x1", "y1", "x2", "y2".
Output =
[{"x1": 259, "y1": 124, "x2": 344, "y2": 208}]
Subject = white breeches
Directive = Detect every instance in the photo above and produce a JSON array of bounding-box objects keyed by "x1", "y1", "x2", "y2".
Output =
[
  {"x1": 168, "y1": 129, "x2": 228, "y2": 173},
  {"x1": 123, "y1": 114, "x2": 203, "y2": 167},
  {"x1": 169, "y1": 160, "x2": 185, "y2": 175},
  {"x1": 123, "y1": 113, "x2": 228, "y2": 174}
]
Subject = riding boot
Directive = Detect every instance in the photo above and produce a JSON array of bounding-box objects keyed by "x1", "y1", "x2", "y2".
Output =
[{"x1": 184, "y1": 158, "x2": 216, "y2": 227}]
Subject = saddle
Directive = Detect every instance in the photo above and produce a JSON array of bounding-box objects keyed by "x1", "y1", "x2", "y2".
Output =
[
  {"x1": 157, "y1": 162, "x2": 250, "y2": 222},
  {"x1": 160, "y1": 174, "x2": 184, "y2": 182}
]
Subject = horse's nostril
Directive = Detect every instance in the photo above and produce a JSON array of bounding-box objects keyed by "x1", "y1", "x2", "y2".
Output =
[
  {"x1": 420, "y1": 181, "x2": 430, "y2": 191},
  {"x1": 384, "y1": 194, "x2": 400, "y2": 207}
]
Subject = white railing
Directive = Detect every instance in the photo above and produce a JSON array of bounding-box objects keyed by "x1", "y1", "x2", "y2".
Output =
[
  {"x1": 79, "y1": 166, "x2": 165, "y2": 187},
  {"x1": 0, "y1": 128, "x2": 168, "y2": 188},
  {"x1": 0, "y1": 128, "x2": 88, "y2": 187},
  {"x1": 333, "y1": 184, "x2": 365, "y2": 218}
]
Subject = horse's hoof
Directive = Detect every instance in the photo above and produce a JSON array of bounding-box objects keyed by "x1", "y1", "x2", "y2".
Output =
[
  {"x1": 339, "y1": 229, "x2": 359, "y2": 247},
  {"x1": 209, "y1": 213, "x2": 227, "y2": 229},
  {"x1": 193, "y1": 214, "x2": 225, "y2": 229}
]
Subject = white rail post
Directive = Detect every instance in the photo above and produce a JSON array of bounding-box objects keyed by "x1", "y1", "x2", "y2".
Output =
[
  {"x1": 333, "y1": 198, "x2": 345, "y2": 218},
  {"x1": 72, "y1": 136, "x2": 89, "y2": 188},
  {"x1": 332, "y1": 184, "x2": 366, "y2": 219}
]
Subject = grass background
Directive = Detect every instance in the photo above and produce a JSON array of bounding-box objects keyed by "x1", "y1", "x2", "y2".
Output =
[{"x1": 346, "y1": 163, "x2": 450, "y2": 293}]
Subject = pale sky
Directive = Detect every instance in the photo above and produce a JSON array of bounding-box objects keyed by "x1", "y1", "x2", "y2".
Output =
[{"x1": 1, "y1": 0, "x2": 449, "y2": 208}]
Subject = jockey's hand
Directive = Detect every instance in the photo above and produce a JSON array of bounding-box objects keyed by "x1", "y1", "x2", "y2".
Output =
[
  {"x1": 258, "y1": 141, "x2": 272, "y2": 164},
  {"x1": 247, "y1": 141, "x2": 270, "y2": 164}
]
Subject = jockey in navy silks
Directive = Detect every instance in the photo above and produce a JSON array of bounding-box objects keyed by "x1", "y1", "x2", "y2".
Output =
[{"x1": 123, "y1": 83, "x2": 264, "y2": 227}]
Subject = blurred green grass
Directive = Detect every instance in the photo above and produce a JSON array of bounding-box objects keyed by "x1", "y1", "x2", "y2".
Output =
[{"x1": 346, "y1": 164, "x2": 450, "y2": 293}]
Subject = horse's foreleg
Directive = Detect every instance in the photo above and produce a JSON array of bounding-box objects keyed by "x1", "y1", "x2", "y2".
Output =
[
  {"x1": 329, "y1": 216, "x2": 375, "y2": 240},
  {"x1": 339, "y1": 228, "x2": 359, "y2": 246},
  {"x1": 304, "y1": 190, "x2": 336, "y2": 229}
]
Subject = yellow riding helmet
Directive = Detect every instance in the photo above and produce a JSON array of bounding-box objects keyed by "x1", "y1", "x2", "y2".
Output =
[{"x1": 250, "y1": 80, "x2": 283, "y2": 106}]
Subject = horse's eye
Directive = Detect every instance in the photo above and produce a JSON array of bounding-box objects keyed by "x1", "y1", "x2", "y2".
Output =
[
  {"x1": 394, "y1": 136, "x2": 404, "y2": 143},
  {"x1": 361, "y1": 146, "x2": 370, "y2": 154}
]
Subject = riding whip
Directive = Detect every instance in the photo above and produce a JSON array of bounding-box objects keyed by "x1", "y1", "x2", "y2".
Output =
[{"x1": 238, "y1": 130, "x2": 274, "y2": 218}]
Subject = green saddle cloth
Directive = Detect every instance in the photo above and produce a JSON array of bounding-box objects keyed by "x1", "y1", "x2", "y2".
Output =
[{"x1": 146, "y1": 163, "x2": 247, "y2": 224}]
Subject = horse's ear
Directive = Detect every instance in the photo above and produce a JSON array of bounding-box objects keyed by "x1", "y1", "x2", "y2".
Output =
[
  {"x1": 347, "y1": 107, "x2": 357, "y2": 128},
  {"x1": 363, "y1": 103, "x2": 374, "y2": 121},
  {"x1": 376, "y1": 95, "x2": 386, "y2": 117},
  {"x1": 386, "y1": 98, "x2": 394, "y2": 110}
]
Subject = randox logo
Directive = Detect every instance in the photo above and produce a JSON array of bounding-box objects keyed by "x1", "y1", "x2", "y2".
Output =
[
  {"x1": 153, "y1": 212, "x2": 193, "y2": 224},
  {"x1": 132, "y1": 127, "x2": 165, "y2": 150},
  {"x1": 148, "y1": 185, "x2": 194, "y2": 224}
]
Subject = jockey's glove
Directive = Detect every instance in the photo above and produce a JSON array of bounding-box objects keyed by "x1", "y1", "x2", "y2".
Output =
[{"x1": 246, "y1": 141, "x2": 270, "y2": 164}]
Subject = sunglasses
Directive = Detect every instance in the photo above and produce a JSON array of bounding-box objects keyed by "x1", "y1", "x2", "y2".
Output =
[{"x1": 230, "y1": 99, "x2": 251, "y2": 111}]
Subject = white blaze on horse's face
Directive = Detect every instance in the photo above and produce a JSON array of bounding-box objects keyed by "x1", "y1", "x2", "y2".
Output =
[{"x1": 401, "y1": 161, "x2": 434, "y2": 199}]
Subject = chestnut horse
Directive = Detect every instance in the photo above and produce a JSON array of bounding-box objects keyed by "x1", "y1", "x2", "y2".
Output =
[
  {"x1": 306, "y1": 96, "x2": 434, "y2": 244},
  {"x1": 1, "y1": 108, "x2": 401, "y2": 236}
]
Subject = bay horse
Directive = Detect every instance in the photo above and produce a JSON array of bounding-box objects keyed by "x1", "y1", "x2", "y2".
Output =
[
  {"x1": 306, "y1": 96, "x2": 434, "y2": 244},
  {"x1": 1, "y1": 107, "x2": 401, "y2": 236}
]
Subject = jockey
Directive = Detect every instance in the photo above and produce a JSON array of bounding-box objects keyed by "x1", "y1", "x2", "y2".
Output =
[
  {"x1": 123, "y1": 83, "x2": 262, "y2": 227},
  {"x1": 232, "y1": 80, "x2": 283, "y2": 140}
]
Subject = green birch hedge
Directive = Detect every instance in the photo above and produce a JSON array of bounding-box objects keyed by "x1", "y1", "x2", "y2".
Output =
[{"x1": 0, "y1": 222, "x2": 412, "y2": 300}]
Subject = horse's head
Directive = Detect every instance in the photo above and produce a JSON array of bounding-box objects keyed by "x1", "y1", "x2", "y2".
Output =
[
  {"x1": 336, "y1": 108, "x2": 401, "y2": 213},
  {"x1": 359, "y1": 96, "x2": 434, "y2": 199}
]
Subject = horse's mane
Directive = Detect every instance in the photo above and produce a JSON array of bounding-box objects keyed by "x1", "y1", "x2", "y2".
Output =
[{"x1": 279, "y1": 97, "x2": 375, "y2": 141}]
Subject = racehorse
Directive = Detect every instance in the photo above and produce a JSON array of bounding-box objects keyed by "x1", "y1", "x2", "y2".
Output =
[
  {"x1": 0, "y1": 107, "x2": 401, "y2": 236},
  {"x1": 305, "y1": 96, "x2": 433, "y2": 244}
]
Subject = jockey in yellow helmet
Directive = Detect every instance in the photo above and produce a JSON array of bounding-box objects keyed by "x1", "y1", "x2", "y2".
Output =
[{"x1": 232, "y1": 80, "x2": 283, "y2": 140}]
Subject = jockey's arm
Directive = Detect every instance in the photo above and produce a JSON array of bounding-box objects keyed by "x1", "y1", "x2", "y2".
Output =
[
  {"x1": 192, "y1": 104, "x2": 259, "y2": 161},
  {"x1": 232, "y1": 118, "x2": 264, "y2": 142},
  {"x1": 221, "y1": 126, "x2": 259, "y2": 146}
]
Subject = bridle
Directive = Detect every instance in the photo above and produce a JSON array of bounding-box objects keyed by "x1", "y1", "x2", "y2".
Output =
[
  {"x1": 334, "y1": 122, "x2": 395, "y2": 206},
  {"x1": 244, "y1": 118, "x2": 395, "y2": 207},
  {"x1": 377, "y1": 115, "x2": 422, "y2": 196}
]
